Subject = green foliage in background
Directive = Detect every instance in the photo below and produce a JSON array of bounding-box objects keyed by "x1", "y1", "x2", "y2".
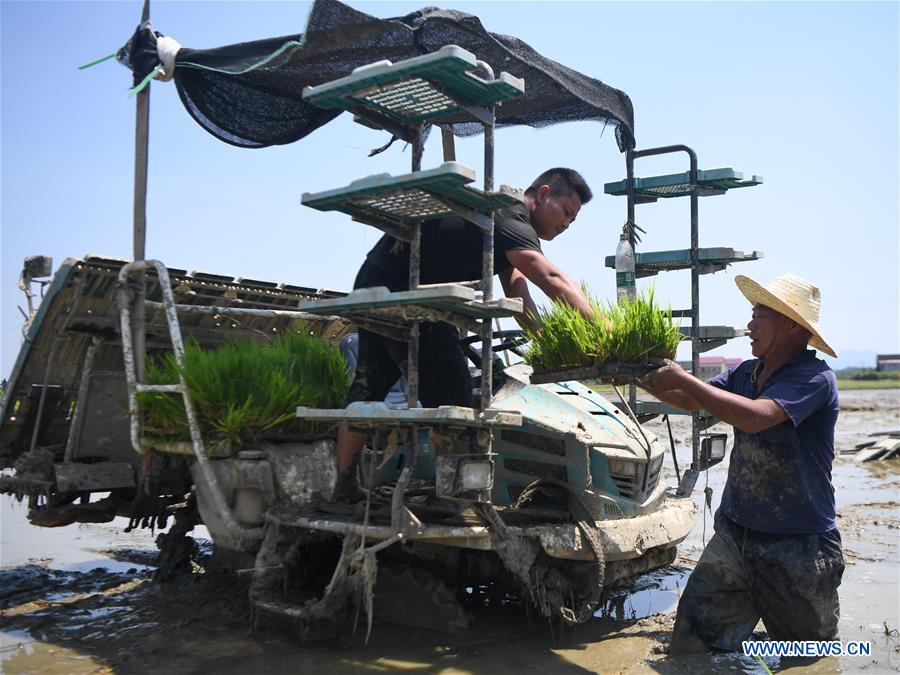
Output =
[
  {"x1": 836, "y1": 369, "x2": 900, "y2": 381},
  {"x1": 138, "y1": 332, "x2": 350, "y2": 447},
  {"x1": 524, "y1": 286, "x2": 683, "y2": 370}
]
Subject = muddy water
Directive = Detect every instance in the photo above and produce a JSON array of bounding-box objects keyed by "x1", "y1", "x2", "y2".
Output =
[{"x1": 2, "y1": 389, "x2": 898, "y2": 674}]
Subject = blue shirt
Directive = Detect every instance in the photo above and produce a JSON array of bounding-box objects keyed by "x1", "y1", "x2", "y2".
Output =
[{"x1": 708, "y1": 350, "x2": 839, "y2": 534}]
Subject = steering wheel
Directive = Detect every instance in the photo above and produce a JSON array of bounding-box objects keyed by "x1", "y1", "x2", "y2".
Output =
[{"x1": 459, "y1": 328, "x2": 528, "y2": 367}]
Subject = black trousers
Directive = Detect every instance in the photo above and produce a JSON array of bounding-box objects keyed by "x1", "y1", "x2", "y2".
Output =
[{"x1": 344, "y1": 262, "x2": 472, "y2": 408}]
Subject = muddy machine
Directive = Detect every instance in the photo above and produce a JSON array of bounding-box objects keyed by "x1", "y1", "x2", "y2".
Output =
[{"x1": 0, "y1": 0, "x2": 763, "y2": 632}]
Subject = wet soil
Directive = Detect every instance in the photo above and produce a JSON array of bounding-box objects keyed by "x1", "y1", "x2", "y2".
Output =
[{"x1": 2, "y1": 389, "x2": 899, "y2": 674}]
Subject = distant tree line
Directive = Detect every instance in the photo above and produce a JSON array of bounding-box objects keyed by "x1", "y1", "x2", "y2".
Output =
[{"x1": 836, "y1": 368, "x2": 900, "y2": 381}]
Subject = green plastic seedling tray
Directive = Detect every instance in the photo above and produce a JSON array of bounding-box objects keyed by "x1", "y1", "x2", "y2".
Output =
[
  {"x1": 303, "y1": 45, "x2": 524, "y2": 126},
  {"x1": 604, "y1": 168, "x2": 763, "y2": 199}
]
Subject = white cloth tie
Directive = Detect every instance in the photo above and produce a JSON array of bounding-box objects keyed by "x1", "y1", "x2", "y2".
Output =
[{"x1": 155, "y1": 36, "x2": 182, "y2": 82}]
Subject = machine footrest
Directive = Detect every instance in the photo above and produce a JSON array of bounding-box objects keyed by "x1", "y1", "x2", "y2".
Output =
[{"x1": 296, "y1": 402, "x2": 522, "y2": 428}]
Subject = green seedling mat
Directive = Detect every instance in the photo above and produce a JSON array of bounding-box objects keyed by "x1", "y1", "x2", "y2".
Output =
[
  {"x1": 604, "y1": 168, "x2": 763, "y2": 199},
  {"x1": 303, "y1": 45, "x2": 524, "y2": 126}
]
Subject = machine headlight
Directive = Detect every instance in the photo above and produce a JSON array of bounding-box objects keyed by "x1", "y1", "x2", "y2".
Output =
[
  {"x1": 700, "y1": 433, "x2": 728, "y2": 469},
  {"x1": 608, "y1": 458, "x2": 639, "y2": 477},
  {"x1": 437, "y1": 455, "x2": 494, "y2": 500},
  {"x1": 460, "y1": 461, "x2": 493, "y2": 490}
]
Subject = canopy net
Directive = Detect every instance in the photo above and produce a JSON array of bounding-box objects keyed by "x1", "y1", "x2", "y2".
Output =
[{"x1": 117, "y1": 0, "x2": 635, "y2": 151}]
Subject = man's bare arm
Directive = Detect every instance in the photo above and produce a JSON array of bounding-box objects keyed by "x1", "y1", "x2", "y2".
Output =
[
  {"x1": 499, "y1": 266, "x2": 539, "y2": 331},
  {"x1": 506, "y1": 249, "x2": 595, "y2": 319},
  {"x1": 639, "y1": 360, "x2": 789, "y2": 433},
  {"x1": 637, "y1": 382, "x2": 704, "y2": 411}
]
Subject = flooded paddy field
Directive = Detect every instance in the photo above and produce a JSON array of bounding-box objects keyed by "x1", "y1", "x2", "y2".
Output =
[{"x1": 2, "y1": 388, "x2": 898, "y2": 674}]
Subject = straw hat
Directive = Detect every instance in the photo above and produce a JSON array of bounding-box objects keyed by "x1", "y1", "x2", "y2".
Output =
[{"x1": 734, "y1": 273, "x2": 837, "y2": 358}]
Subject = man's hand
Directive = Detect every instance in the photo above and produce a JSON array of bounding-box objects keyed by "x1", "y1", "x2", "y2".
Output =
[
  {"x1": 638, "y1": 360, "x2": 790, "y2": 432},
  {"x1": 637, "y1": 358, "x2": 688, "y2": 394}
]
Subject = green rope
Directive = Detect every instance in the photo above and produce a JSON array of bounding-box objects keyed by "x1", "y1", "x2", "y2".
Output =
[
  {"x1": 82, "y1": 32, "x2": 307, "y2": 98},
  {"x1": 78, "y1": 51, "x2": 117, "y2": 70},
  {"x1": 128, "y1": 64, "x2": 163, "y2": 97},
  {"x1": 178, "y1": 38, "x2": 305, "y2": 76},
  {"x1": 753, "y1": 653, "x2": 775, "y2": 675}
]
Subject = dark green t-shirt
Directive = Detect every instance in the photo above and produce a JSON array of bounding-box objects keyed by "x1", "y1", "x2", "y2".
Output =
[{"x1": 363, "y1": 203, "x2": 541, "y2": 287}]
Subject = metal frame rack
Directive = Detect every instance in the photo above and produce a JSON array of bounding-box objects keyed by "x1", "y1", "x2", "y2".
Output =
[
  {"x1": 296, "y1": 45, "x2": 527, "y2": 529},
  {"x1": 115, "y1": 45, "x2": 526, "y2": 546},
  {"x1": 604, "y1": 145, "x2": 763, "y2": 494}
]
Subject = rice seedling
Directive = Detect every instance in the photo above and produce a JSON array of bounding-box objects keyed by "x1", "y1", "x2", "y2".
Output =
[
  {"x1": 523, "y1": 285, "x2": 682, "y2": 371},
  {"x1": 138, "y1": 331, "x2": 350, "y2": 449}
]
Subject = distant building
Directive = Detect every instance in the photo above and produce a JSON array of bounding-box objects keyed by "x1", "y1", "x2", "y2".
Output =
[
  {"x1": 876, "y1": 354, "x2": 900, "y2": 372},
  {"x1": 677, "y1": 356, "x2": 743, "y2": 380}
]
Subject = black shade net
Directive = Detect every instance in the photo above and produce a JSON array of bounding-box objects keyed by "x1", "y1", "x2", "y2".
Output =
[{"x1": 117, "y1": 0, "x2": 635, "y2": 151}]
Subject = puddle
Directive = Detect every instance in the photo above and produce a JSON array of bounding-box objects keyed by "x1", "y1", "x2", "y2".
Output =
[
  {"x1": 598, "y1": 567, "x2": 691, "y2": 622},
  {"x1": 0, "y1": 629, "x2": 109, "y2": 674}
]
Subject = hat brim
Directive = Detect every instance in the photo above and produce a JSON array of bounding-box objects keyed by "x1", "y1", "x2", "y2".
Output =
[{"x1": 735, "y1": 275, "x2": 837, "y2": 358}]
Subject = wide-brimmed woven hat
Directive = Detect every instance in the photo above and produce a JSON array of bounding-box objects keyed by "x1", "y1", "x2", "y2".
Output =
[{"x1": 734, "y1": 273, "x2": 837, "y2": 358}]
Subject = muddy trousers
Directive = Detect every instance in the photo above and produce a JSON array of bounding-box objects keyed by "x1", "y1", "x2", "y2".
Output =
[{"x1": 670, "y1": 511, "x2": 844, "y2": 654}]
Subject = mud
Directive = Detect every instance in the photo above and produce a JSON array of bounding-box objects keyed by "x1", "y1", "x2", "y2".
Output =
[{"x1": 2, "y1": 389, "x2": 899, "y2": 673}]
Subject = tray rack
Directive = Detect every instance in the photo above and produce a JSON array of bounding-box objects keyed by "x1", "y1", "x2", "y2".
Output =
[{"x1": 299, "y1": 44, "x2": 527, "y2": 527}]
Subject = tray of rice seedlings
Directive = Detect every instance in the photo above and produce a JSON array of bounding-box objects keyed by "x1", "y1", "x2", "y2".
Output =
[
  {"x1": 138, "y1": 331, "x2": 350, "y2": 453},
  {"x1": 524, "y1": 286, "x2": 682, "y2": 384}
]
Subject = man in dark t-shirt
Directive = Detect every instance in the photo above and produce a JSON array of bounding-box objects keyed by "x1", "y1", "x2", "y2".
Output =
[
  {"x1": 638, "y1": 273, "x2": 844, "y2": 655},
  {"x1": 333, "y1": 168, "x2": 599, "y2": 500}
]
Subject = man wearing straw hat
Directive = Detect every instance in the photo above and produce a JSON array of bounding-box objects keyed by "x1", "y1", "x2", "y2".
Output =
[{"x1": 638, "y1": 273, "x2": 844, "y2": 654}]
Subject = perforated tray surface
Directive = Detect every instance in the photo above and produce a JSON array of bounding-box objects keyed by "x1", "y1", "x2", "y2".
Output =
[
  {"x1": 603, "y1": 247, "x2": 763, "y2": 278},
  {"x1": 604, "y1": 168, "x2": 763, "y2": 199},
  {"x1": 678, "y1": 325, "x2": 747, "y2": 341},
  {"x1": 303, "y1": 45, "x2": 524, "y2": 126},
  {"x1": 295, "y1": 285, "x2": 522, "y2": 326},
  {"x1": 302, "y1": 162, "x2": 523, "y2": 240}
]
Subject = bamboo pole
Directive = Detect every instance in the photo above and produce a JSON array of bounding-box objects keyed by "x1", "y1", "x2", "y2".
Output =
[{"x1": 131, "y1": 0, "x2": 151, "y2": 382}]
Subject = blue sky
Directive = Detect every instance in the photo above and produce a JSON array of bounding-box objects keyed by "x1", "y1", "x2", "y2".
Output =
[{"x1": 2, "y1": 1, "x2": 898, "y2": 379}]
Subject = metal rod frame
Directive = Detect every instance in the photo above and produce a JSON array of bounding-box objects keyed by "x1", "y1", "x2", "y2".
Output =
[
  {"x1": 626, "y1": 144, "x2": 702, "y2": 476},
  {"x1": 118, "y1": 259, "x2": 264, "y2": 543},
  {"x1": 131, "y1": 0, "x2": 151, "y2": 386},
  {"x1": 63, "y1": 337, "x2": 102, "y2": 463}
]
